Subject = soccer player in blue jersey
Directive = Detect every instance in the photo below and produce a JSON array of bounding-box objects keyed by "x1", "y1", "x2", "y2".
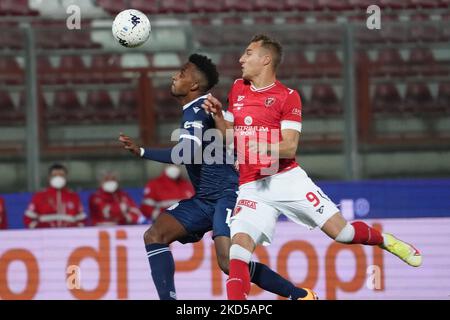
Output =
[{"x1": 119, "y1": 54, "x2": 314, "y2": 300}]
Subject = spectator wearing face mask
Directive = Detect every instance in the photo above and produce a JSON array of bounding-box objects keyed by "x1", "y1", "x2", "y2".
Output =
[
  {"x1": 89, "y1": 170, "x2": 145, "y2": 226},
  {"x1": 141, "y1": 165, "x2": 194, "y2": 221},
  {"x1": 24, "y1": 163, "x2": 87, "y2": 229}
]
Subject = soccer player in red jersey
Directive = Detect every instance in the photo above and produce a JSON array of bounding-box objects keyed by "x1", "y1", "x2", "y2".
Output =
[{"x1": 203, "y1": 34, "x2": 422, "y2": 300}]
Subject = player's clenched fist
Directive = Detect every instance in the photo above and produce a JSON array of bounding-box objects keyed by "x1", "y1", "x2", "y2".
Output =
[{"x1": 201, "y1": 93, "x2": 223, "y2": 118}]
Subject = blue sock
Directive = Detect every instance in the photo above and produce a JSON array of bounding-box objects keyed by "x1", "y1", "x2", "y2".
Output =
[
  {"x1": 249, "y1": 261, "x2": 307, "y2": 299},
  {"x1": 145, "y1": 243, "x2": 176, "y2": 300}
]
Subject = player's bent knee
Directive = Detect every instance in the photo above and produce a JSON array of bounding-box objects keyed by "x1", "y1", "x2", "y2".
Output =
[
  {"x1": 143, "y1": 227, "x2": 166, "y2": 245},
  {"x1": 229, "y1": 244, "x2": 252, "y2": 264},
  {"x1": 334, "y1": 223, "x2": 355, "y2": 243}
]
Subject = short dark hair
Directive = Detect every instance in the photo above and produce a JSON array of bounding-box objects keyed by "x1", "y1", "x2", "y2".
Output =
[
  {"x1": 48, "y1": 163, "x2": 67, "y2": 175},
  {"x1": 189, "y1": 54, "x2": 219, "y2": 92},
  {"x1": 250, "y1": 34, "x2": 283, "y2": 69}
]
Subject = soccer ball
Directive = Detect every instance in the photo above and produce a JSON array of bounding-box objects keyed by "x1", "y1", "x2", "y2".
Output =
[{"x1": 112, "y1": 9, "x2": 151, "y2": 48}]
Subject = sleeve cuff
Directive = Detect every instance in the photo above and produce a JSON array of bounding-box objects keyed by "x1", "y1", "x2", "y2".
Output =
[
  {"x1": 140, "y1": 147, "x2": 145, "y2": 157},
  {"x1": 281, "y1": 120, "x2": 302, "y2": 132},
  {"x1": 223, "y1": 111, "x2": 234, "y2": 122}
]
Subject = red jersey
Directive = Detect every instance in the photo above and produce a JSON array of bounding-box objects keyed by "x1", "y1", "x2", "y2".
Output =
[
  {"x1": 24, "y1": 187, "x2": 87, "y2": 228},
  {"x1": 225, "y1": 79, "x2": 303, "y2": 185},
  {"x1": 89, "y1": 189, "x2": 144, "y2": 226},
  {"x1": 141, "y1": 173, "x2": 194, "y2": 220},
  {"x1": 0, "y1": 197, "x2": 7, "y2": 229}
]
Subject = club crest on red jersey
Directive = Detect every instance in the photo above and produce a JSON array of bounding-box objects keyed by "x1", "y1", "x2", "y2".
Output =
[
  {"x1": 265, "y1": 97, "x2": 275, "y2": 107},
  {"x1": 237, "y1": 95, "x2": 245, "y2": 102}
]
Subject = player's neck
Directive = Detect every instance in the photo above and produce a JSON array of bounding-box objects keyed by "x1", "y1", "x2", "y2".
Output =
[
  {"x1": 250, "y1": 73, "x2": 276, "y2": 90},
  {"x1": 179, "y1": 92, "x2": 203, "y2": 107}
]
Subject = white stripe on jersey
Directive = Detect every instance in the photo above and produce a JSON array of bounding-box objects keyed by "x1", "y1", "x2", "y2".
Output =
[{"x1": 281, "y1": 120, "x2": 302, "y2": 132}]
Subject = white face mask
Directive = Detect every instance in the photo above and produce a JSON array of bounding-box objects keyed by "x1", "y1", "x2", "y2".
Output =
[
  {"x1": 165, "y1": 166, "x2": 181, "y2": 180},
  {"x1": 50, "y1": 176, "x2": 66, "y2": 189},
  {"x1": 102, "y1": 180, "x2": 118, "y2": 193}
]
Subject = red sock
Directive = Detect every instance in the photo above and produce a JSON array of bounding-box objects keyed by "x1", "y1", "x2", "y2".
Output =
[
  {"x1": 227, "y1": 259, "x2": 250, "y2": 300},
  {"x1": 351, "y1": 221, "x2": 383, "y2": 245}
]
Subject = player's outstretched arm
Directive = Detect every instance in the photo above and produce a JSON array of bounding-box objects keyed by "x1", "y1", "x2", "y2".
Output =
[{"x1": 119, "y1": 132, "x2": 141, "y2": 157}]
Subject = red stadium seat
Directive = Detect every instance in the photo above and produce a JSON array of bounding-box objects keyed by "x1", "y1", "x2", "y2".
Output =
[
  {"x1": 310, "y1": 84, "x2": 342, "y2": 116},
  {"x1": 191, "y1": 18, "x2": 222, "y2": 47},
  {"x1": 348, "y1": 0, "x2": 377, "y2": 9},
  {"x1": 442, "y1": 13, "x2": 450, "y2": 42},
  {"x1": 37, "y1": 57, "x2": 59, "y2": 84},
  {"x1": 0, "y1": 0, "x2": 38, "y2": 16},
  {"x1": 348, "y1": 15, "x2": 382, "y2": 44},
  {"x1": 62, "y1": 30, "x2": 101, "y2": 49},
  {"x1": 91, "y1": 54, "x2": 124, "y2": 83},
  {"x1": 437, "y1": 82, "x2": 450, "y2": 114},
  {"x1": 314, "y1": 51, "x2": 342, "y2": 77},
  {"x1": 278, "y1": 51, "x2": 310, "y2": 79},
  {"x1": 0, "y1": 91, "x2": 22, "y2": 124},
  {"x1": 50, "y1": 90, "x2": 85, "y2": 123},
  {"x1": 283, "y1": 0, "x2": 315, "y2": 11},
  {"x1": 223, "y1": 0, "x2": 253, "y2": 11},
  {"x1": 375, "y1": 49, "x2": 405, "y2": 76},
  {"x1": 253, "y1": 0, "x2": 284, "y2": 11},
  {"x1": 158, "y1": 0, "x2": 190, "y2": 13},
  {"x1": 404, "y1": 83, "x2": 435, "y2": 115},
  {"x1": 129, "y1": 0, "x2": 159, "y2": 14},
  {"x1": 218, "y1": 52, "x2": 242, "y2": 78},
  {"x1": 97, "y1": 0, "x2": 126, "y2": 15},
  {"x1": 372, "y1": 83, "x2": 403, "y2": 114},
  {"x1": 316, "y1": 0, "x2": 352, "y2": 10},
  {"x1": 118, "y1": 89, "x2": 139, "y2": 121},
  {"x1": 58, "y1": 55, "x2": 87, "y2": 84},
  {"x1": 409, "y1": 14, "x2": 440, "y2": 42},
  {"x1": 380, "y1": 14, "x2": 407, "y2": 43},
  {"x1": 0, "y1": 57, "x2": 22, "y2": 85},
  {"x1": 86, "y1": 90, "x2": 116, "y2": 122},
  {"x1": 379, "y1": 0, "x2": 405, "y2": 9},
  {"x1": 409, "y1": 0, "x2": 440, "y2": 8},
  {"x1": 315, "y1": 15, "x2": 340, "y2": 44},
  {"x1": 154, "y1": 88, "x2": 179, "y2": 120},
  {"x1": 191, "y1": 0, "x2": 223, "y2": 12}
]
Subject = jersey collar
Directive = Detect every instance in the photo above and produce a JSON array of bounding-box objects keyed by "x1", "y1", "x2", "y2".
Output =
[
  {"x1": 250, "y1": 81, "x2": 276, "y2": 92},
  {"x1": 182, "y1": 94, "x2": 209, "y2": 111}
]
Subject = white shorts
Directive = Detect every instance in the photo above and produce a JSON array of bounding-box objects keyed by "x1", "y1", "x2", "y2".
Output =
[{"x1": 230, "y1": 166, "x2": 339, "y2": 246}]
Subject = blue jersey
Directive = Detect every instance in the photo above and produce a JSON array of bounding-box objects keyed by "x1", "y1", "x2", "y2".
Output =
[{"x1": 179, "y1": 95, "x2": 238, "y2": 200}]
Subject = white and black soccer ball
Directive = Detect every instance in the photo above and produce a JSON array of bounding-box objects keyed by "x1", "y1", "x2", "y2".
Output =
[{"x1": 112, "y1": 9, "x2": 151, "y2": 48}]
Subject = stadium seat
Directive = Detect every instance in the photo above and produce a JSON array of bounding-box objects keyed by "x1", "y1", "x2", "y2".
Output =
[
  {"x1": 348, "y1": 15, "x2": 382, "y2": 44},
  {"x1": 0, "y1": 57, "x2": 22, "y2": 85},
  {"x1": 154, "y1": 88, "x2": 179, "y2": 120},
  {"x1": 283, "y1": 0, "x2": 315, "y2": 11},
  {"x1": 0, "y1": 21, "x2": 23, "y2": 49},
  {"x1": 253, "y1": 0, "x2": 284, "y2": 11},
  {"x1": 223, "y1": 0, "x2": 253, "y2": 11},
  {"x1": 86, "y1": 90, "x2": 116, "y2": 122},
  {"x1": 372, "y1": 83, "x2": 403, "y2": 114},
  {"x1": 314, "y1": 51, "x2": 342, "y2": 77},
  {"x1": 409, "y1": 0, "x2": 441, "y2": 8},
  {"x1": 191, "y1": 0, "x2": 223, "y2": 12},
  {"x1": 118, "y1": 89, "x2": 139, "y2": 121},
  {"x1": 0, "y1": 91, "x2": 22, "y2": 124},
  {"x1": 310, "y1": 84, "x2": 342, "y2": 116},
  {"x1": 408, "y1": 48, "x2": 438, "y2": 75},
  {"x1": 129, "y1": 0, "x2": 159, "y2": 14},
  {"x1": 316, "y1": 0, "x2": 352, "y2": 10},
  {"x1": 62, "y1": 30, "x2": 101, "y2": 49},
  {"x1": 90, "y1": 54, "x2": 123, "y2": 83},
  {"x1": 409, "y1": 14, "x2": 440, "y2": 42},
  {"x1": 378, "y1": 0, "x2": 405, "y2": 9},
  {"x1": 37, "y1": 57, "x2": 59, "y2": 84},
  {"x1": 437, "y1": 82, "x2": 450, "y2": 114},
  {"x1": 442, "y1": 13, "x2": 450, "y2": 42},
  {"x1": 278, "y1": 51, "x2": 310, "y2": 79},
  {"x1": 375, "y1": 48, "x2": 405, "y2": 76},
  {"x1": 348, "y1": 0, "x2": 377, "y2": 9},
  {"x1": 50, "y1": 90, "x2": 85, "y2": 123},
  {"x1": 0, "y1": 0, "x2": 38, "y2": 16},
  {"x1": 380, "y1": 14, "x2": 407, "y2": 43},
  {"x1": 96, "y1": 0, "x2": 126, "y2": 15},
  {"x1": 218, "y1": 52, "x2": 242, "y2": 78},
  {"x1": 158, "y1": 0, "x2": 190, "y2": 13},
  {"x1": 58, "y1": 55, "x2": 87, "y2": 83},
  {"x1": 315, "y1": 15, "x2": 340, "y2": 44},
  {"x1": 404, "y1": 83, "x2": 435, "y2": 115}
]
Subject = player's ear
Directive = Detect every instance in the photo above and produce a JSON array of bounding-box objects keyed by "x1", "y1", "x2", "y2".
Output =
[
  {"x1": 191, "y1": 82, "x2": 200, "y2": 92},
  {"x1": 262, "y1": 54, "x2": 271, "y2": 67}
]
